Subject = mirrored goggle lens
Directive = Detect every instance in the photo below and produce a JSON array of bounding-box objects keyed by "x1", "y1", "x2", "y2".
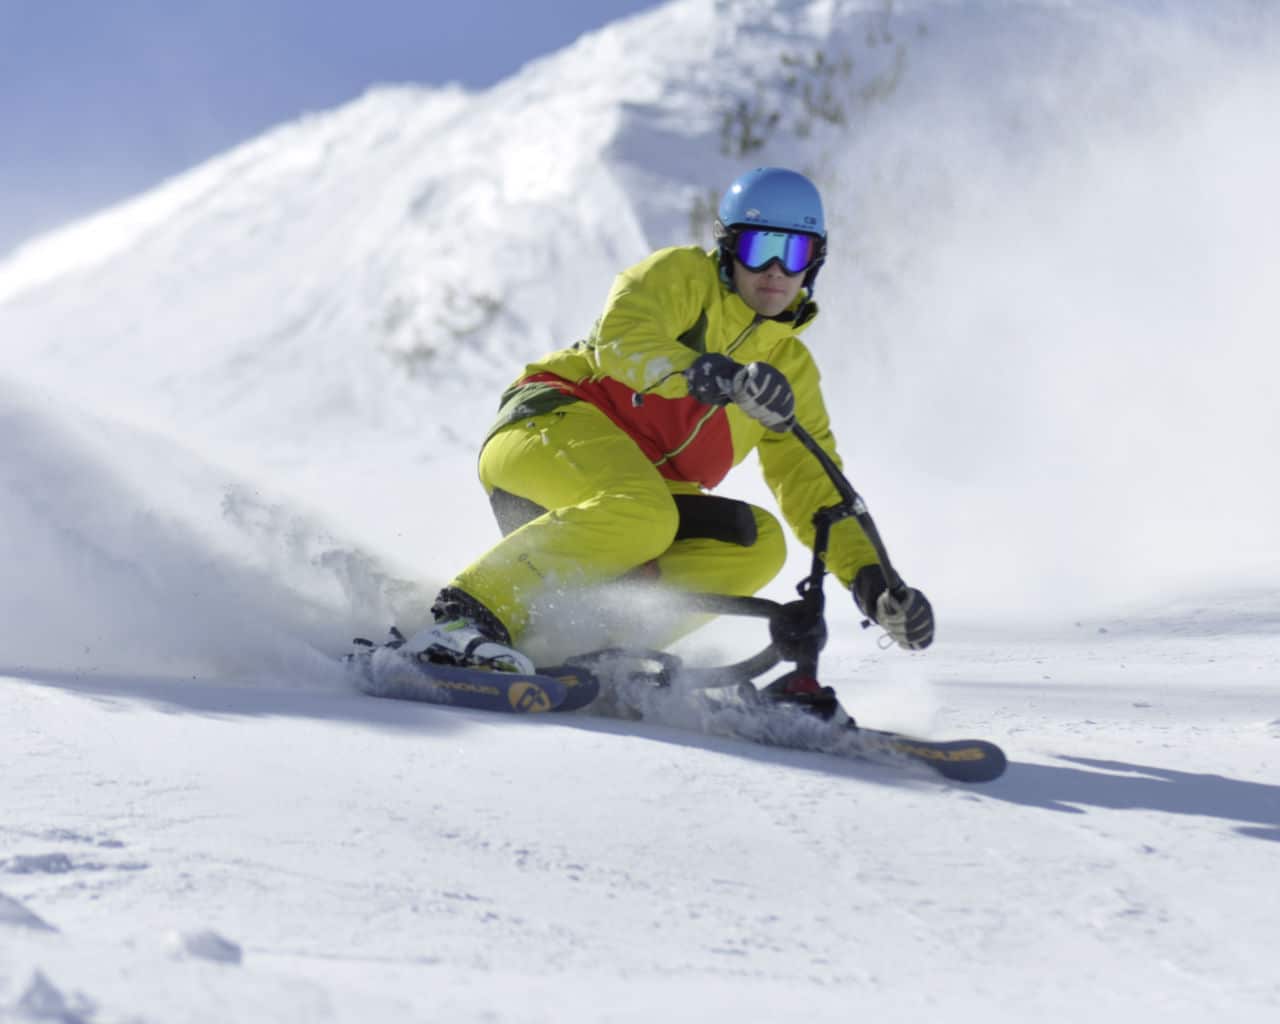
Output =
[{"x1": 733, "y1": 230, "x2": 819, "y2": 274}]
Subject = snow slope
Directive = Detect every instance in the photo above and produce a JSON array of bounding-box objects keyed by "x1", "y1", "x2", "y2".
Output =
[
  {"x1": 3, "y1": 620, "x2": 1277, "y2": 1022},
  {"x1": 2, "y1": 1, "x2": 1278, "y2": 1020}
]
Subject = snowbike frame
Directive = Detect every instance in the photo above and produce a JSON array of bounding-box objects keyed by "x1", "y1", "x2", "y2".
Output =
[{"x1": 571, "y1": 423, "x2": 907, "y2": 694}]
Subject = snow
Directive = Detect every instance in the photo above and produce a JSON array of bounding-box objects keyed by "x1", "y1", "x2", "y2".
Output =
[{"x1": 1, "y1": 0, "x2": 1278, "y2": 1020}]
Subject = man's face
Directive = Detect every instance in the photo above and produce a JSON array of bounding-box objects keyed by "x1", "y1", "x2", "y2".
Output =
[{"x1": 732, "y1": 259, "x2": 805, "y2": 318}]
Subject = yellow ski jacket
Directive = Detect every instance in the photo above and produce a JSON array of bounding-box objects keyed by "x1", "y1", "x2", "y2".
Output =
[{"x1": 490, "y1": 245, "x2": 877, "y2": 586}]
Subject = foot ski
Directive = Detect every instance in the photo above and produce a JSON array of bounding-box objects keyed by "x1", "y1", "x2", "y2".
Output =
[
  {"x1": 810, "y1": 723, "x2": 1006, "y2": 783},
  {"x1": 684, "y1": 689, "x2": 1006, "y2": 783},
  {"x1": 346, "y1": 644, "x2": 600, "y2": 714}
]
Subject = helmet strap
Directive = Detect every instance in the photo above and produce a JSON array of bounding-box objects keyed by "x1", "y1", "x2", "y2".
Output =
[
  {"x1": 714, "y1": 219, "x2": 738, "y2": 292},
  {"x1": 718, "y1": 244, "x2": 737, "y2": 291},
  {"x1": 768, "y1": 288, "x2": 817, "y2": 326}
]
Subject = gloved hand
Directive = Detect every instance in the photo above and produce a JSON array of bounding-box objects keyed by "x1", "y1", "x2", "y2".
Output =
[
  {"x1": 852, "y1": 565, "x2": 935, "y2": 650},
  {"x1": 684, "y1": 353, "x2": 740, "y2": 406},
  {"x1": 684, "y1": 355, "x2": 796, "y2": 433},
  {"x1": 731, "y1": 361, "x2": 795, "y2": 432}
]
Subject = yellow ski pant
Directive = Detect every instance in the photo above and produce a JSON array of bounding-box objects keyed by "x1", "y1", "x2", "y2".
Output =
[{"x1": 450, "y1": 401, "x2": 786, "y2": 642}]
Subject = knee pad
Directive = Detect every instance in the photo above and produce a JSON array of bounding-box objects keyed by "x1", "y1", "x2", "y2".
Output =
[{"x1": 671, "y1": 494, "x2": 759, "y2": 546}]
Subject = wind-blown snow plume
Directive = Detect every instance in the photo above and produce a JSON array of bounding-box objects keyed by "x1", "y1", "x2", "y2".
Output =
[{"x1": 0, "y1": 379, "x2": 433, "y2": 679}]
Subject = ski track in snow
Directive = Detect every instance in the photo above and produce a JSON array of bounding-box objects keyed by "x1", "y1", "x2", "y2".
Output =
[{"x1": 2, "y1": 1, "x2": 1279, "y2": 1020}]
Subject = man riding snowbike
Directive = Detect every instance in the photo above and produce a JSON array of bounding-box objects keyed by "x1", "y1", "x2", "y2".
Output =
[{"x1": 401, "y1": 167, "x2": 934, "y2": 682}]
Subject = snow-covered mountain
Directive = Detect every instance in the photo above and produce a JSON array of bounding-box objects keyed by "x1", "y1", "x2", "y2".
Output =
[
  {"x1": 3, "y1": 0, "x2": 1277, "y2": 616},
  {"x1": 2, "y1": 2, "x2": 1278, "y2": 1021}
]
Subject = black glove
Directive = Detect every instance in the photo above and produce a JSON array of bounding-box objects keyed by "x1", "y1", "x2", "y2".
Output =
[
  {"x1": 852, "y1": 564, "x2": 934, "y2": 651},
  {"x1": 732, "y1": 361, "x2": 795, "y2": 432},
  {"x1": 684, "y1": 355, "x2": 796, "y2": 433},
  {"x1": 684, "y1": 353, "x2": 740, "y2": 406}
]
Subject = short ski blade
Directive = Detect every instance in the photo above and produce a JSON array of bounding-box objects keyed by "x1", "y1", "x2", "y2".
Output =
[
  {"x1": 612, "y1": 681, "x2": 1008, "y2": 784},
  {"x1": 741, "y1": 708, "x2": 1007, "y2": 783},
  {"x1": 838, "y1": 728, "x2": 1007, "y2": 783},
  {"x1": 347, "y1": 648, "x2": 599, "y2": 714},
  {"x1": 733, "y1": 706, "x2": 1008, "y2": 783}
]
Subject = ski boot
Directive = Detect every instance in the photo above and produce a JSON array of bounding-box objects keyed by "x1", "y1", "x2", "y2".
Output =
[{"x1": 399, "y1": 617, "x2": 535, "y2": 675}]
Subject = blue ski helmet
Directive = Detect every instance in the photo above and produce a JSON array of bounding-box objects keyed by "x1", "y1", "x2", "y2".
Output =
[
  {"x1": 717, "y1": 167, "x2": 826, "y2": 237},
  {"x1": 714, "y1": 167, "x2": 827, "y2": 295}
]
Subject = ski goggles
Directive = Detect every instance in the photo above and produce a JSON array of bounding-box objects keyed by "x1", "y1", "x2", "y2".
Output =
[{"x1": 730, "y1": 228, "x2": 823, "y2": 275}]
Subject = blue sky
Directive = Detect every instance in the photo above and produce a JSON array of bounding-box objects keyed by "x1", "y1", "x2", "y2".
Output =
[{"x1": 0, "y1": 0, "x2": 665, "y2": 254}]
